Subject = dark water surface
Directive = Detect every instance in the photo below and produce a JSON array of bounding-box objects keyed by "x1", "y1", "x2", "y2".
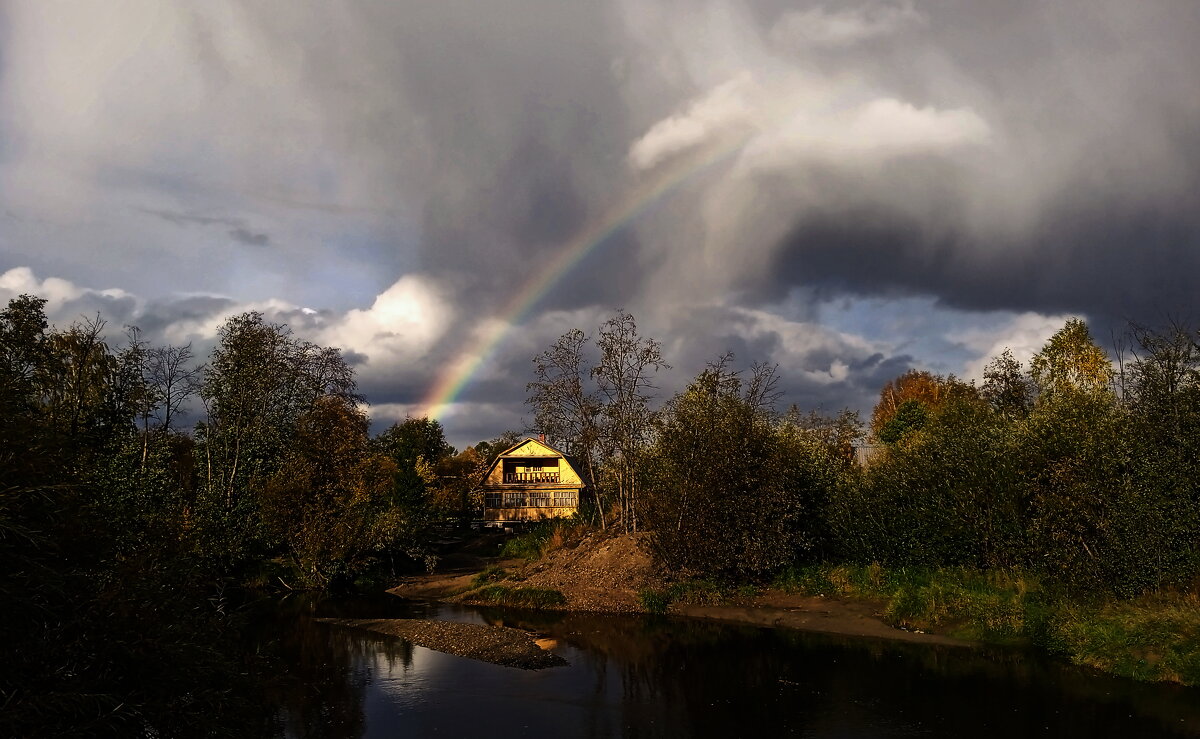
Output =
[{"x1": 256, "y1": 595, "x2": 1200, "y2": 738}]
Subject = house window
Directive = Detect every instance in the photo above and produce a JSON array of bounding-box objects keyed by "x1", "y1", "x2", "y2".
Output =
[{"x1": 554, "y1": 491, "x2": 577, "y2": 507}]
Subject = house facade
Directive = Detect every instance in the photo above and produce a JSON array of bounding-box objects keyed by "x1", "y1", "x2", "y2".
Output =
[{"x1": 481, "y1": 437, "x2": 583, "y2": 524}]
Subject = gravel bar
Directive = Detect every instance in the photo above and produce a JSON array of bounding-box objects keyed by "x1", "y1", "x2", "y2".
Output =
[{"x1": 317, "y1": 618, "x2": 568, "y2": 670}]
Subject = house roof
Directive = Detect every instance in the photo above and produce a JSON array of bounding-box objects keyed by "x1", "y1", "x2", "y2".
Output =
[
  {"x1": 482, "y1": 437, "x2": 587, "y2": 487},
  {"x1": 493, "y1": 436, "x2": 571, "y2": 459}
]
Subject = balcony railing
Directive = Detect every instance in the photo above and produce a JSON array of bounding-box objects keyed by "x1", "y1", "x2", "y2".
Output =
[
  {"x1": 504, "y1": 471, "x2": 560, "y2": 483},
  {"x1": 486, "y1": 491, "x2": 578, "y2": 508}
]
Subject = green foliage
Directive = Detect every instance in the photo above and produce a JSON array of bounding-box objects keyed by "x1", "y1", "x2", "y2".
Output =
[
  {"x1": 373, "y1": 416, "x2": 453, "y2": 470},
  {"x1": 777, "y1": 563, "x2": 1037, "y2": 639},
  {"x1": 831, "y1": 388, "x2": 1025, "y2": 570},
  {"x1": 0, "y1": 296, "x2": 270, "y2": 736},
  {"x1": 876, "y1": 399, "x2": 929, "y2": 444},
  {"x1": 774, "y1": 564, "x2": 839, "y2": 595},
  {"x1": 880, "y1": 572, "x2": 1031, "y2": 641},
  {"x1": 472, "y1": 585, "x2": 567, "y2": 608},
  {"x1": 831, "y1": 319, "x2": 1200, "y2": 598},
  {"x1": 775, "y1": 562, "x2": 1200, "y2": 685},
  {"x1": 981, "y1": 348, "x2": 1033, "y2": 418},
  {"x1": 641, "y1": 356, "x2": 845, "y2": 579},
  {"x1": 195, "y1": 311, "x2": 362, "y2": 569}
]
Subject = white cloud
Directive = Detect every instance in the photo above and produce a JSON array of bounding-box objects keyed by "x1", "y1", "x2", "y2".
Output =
[
  {"x1": 1, "y1": 266, "x2": 454, "y2": 392},
  {"x1": 952, "y1": 312, "x2": 1075, "y2": 382},
  {"x1": 629, "y1": 72, "x2": 988, "y2": 176},
  {"x1": 317, "y1": 274, "x2": 453, "y2": 379},
  {"x1": 844, "y1": 98, "x2": 991, "y2": 152},
  {"x1": 727, "y1": 306, "x2": 884, "y2": 386},
  {"x1": 0, "y1": 266, "x2": 138, "y2": 316},
  {"x1": 628, "y1": 74, "x2": 757, "y2": 170}
]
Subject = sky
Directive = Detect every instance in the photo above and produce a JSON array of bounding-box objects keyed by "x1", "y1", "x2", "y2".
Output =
[{"x1": 2, "y1": 1, "x2": 1198, "y2": 448}]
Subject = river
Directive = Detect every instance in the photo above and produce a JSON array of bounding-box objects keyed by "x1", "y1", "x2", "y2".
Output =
[{"x1": 252, "y1": 594, "x2": 1200, "y2": 738}]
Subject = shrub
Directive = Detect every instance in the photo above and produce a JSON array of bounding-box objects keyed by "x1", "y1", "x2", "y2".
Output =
[
  {"x1": 638, "y1": 589, "x2": 671, "y2": 615},
  {"x1": 500, "y1": 518, "x2": 586, "y2": 561},
  {"x1": 640, "y1": 360, "x2": 847, "y2": 579}
]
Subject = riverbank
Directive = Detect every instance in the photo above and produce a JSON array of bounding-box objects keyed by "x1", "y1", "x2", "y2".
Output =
[
  {"x1": 390, "y1": 529, "x2": 1200, "y2": 686},
  {"x1": 389, "y1": 530, "x2": 971, "y2": 648}
]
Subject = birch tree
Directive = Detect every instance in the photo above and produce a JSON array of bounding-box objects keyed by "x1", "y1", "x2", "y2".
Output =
[
  {"x1": 197, "y1": 312, "x2": 359, "y2": 564},
  {"x1": 526, "y1": 328, "x2": 606, "y2": 524},
  {"x1": 593, "y1": 311, "x2": 667, "y2": 532}
]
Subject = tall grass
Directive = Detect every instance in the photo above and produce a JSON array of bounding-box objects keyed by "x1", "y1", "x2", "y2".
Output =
[
  {"x1": 1049, "y1": 593, "x2": 1200, "y2": 684},
  {"x1": 469, "y1": 565, "x2": 509, "y2": 589},
  {"x1": 774, "y1": 563, "x2": 1200, "y2": 685},
  {"x1": 472, "y1": 585, "x2": 567, "y2": 608},
  {"x1": 637, "y1": 579, "x2": 728, "y2": 614}
]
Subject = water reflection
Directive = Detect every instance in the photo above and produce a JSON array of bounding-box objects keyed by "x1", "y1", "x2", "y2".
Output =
[{"x1": 254, "y1": 595, "x2": 1200, "y2": 738}]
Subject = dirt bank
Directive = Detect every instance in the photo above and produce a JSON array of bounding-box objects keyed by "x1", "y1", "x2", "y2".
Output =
[
  {"x1": 390, "y1": 531, "x2": 664, "y2": 613},
  {"x1": 389, "y1": 531, "x2": 971, "y2": 647},
  {"x1": 318, "y1": 618, "x2": 567, "y2": 669}
]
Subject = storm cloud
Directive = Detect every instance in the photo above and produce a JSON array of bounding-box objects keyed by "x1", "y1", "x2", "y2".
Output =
[{"x1": 2, "y1": 1, "x2": 1197, "y2": 445}]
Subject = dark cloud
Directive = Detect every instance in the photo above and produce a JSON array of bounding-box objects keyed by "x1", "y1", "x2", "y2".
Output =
[
  {"x1": 139, "y1": 209, "x2": 271, "y2": 248},
  {"x1": 132, "y1": 295, "x2": 236, "y2": 337},
  {"x1": 4, "y1": 0, "x2": 1200, "y2": 446},
  {"x1": 763, "y1": 191, "x2": 1200, "y2": 330},
  {"x1": 228, "y1": 227, "x2": 270, "y2": 247},
  {"x1": 139, "y1": 208, "x2": 242, "y2": 229}
]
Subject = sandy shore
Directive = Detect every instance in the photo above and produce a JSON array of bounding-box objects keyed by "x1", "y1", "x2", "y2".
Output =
[{"x1": 317, "y1": 617, "x2": 567, "y2": 669}]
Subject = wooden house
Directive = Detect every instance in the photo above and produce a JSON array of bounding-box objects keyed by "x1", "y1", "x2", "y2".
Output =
[{"x1": 481, "y1": 437, "x2": 583, "y2": 525}]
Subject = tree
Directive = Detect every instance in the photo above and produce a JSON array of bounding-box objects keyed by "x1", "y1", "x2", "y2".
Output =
[
  {"x1": 642, "y1": 357, "x2": 837, "y2": 577},
  {"x1": 261, "y1": 396, "x2": 406, "y2": 588},
  {"x1": 196, "y1": 312, "x2": 359, "y2": 566},
  {"x1": 1029, "y1": 318, "x2": 1114, "y2": 397},
  {"x1": 593, "y1": 310, "x2": 668, "y2": 532},
  {"x1": 526, "y1": 328, "x2": 604, "y2": 523},
  {"x1": 373, "y1": 416, "x2": 452, "y2": 469},
  {"x1": 146, "y1": 342, "x2": 202, "y2": 434},
  {"x1": 836, "y1": 391, "x2": 1024, "y2": 568},
  {"x1": 474, "y1": 430, "x2": 522, "y2": 466},
  {"x1": 432, "y1": 445, "x2": 491, "y2": 524},
  {"x1": 869, "y1": 369, "x2": 951, "y2": 440},
  {"x1": 372, "y1": 416, "x2": 454, "y2": 514},
  {"x1": 981, "y1": 348, "x2": 1033, "y2": 418},
  {"x1": 0, "y1": 297, "x2": 264, "y2": 734},
  {"x1": 0, "y1": 295, "x2": 51, "y2": 482}
]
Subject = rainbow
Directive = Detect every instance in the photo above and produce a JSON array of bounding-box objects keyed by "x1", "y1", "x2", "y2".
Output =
[{"x1": 419, "y1": 135, "x2": 752, "y2": 422}]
